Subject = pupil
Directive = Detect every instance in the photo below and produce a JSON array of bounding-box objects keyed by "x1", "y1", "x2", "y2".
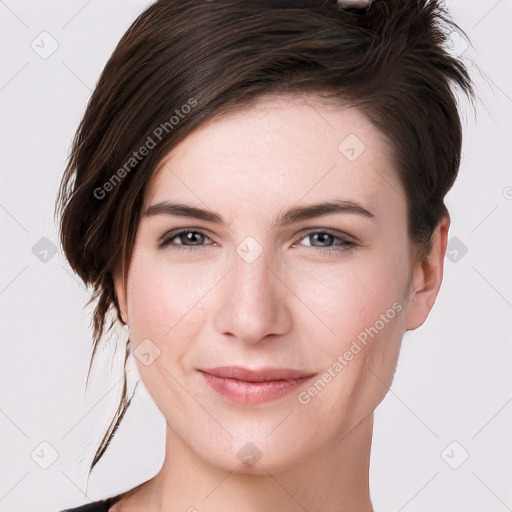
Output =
[
  {"x1": 185, "y1": 232, "x2": 201, "y2": 244},
  {"x1": 314, "y1": 233, "x2": 332, "y2": 247}
]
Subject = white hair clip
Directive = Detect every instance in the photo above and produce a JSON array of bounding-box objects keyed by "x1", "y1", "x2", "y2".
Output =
[{"x1": 337, "y1": 0, "x2": 373, "y2": 13}]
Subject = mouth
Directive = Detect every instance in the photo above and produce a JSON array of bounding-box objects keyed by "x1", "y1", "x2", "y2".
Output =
[{"x1": 198, "y1": 366, "x2": 316, "y2": 405}]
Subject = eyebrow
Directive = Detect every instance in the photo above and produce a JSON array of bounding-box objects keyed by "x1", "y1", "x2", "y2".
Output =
[{"x1": 144, "y1": 199, "x2": 376, "y2": 227}]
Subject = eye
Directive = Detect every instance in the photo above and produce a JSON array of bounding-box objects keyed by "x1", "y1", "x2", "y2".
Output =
[
  {"x1": 158, "y1": 228, "x2": 357, "y2": 255},
  {"x1": 158, "y1": 229, "x2": 215, "y2": 251},
  {"x1": 293, "y1": 230, "x2": 357, "y2": 255}
]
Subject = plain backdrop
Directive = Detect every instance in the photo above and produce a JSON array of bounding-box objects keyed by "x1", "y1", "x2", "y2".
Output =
[{"x1": 1, "y1": 1, "x2": 511, "y2": 511}]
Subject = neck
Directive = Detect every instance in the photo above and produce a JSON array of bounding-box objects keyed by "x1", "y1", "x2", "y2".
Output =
[{"x1": 124, "y1": 413, "x2": 374, "y2": 512}]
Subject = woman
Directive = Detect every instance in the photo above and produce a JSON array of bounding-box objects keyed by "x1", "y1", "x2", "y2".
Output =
[{"x1": 56, "y1": 0, "x2": 473, "y2": 510}]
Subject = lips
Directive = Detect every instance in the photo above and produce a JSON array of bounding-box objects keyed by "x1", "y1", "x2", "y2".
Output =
[
  {"x1": 200, "y1": 366, "x2": 313, "y2": 382},
  {"x1": 198, "y1": 366, "x2": 316, "y2": 405}
]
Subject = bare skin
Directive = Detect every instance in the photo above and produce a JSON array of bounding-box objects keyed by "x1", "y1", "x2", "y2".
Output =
[{"x1": 110, "y1": 93, "x2": 449, "y2": 512}]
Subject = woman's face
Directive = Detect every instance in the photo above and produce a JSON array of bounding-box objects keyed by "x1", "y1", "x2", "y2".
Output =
[{"x1": 114, "y1": 94, "x2": 439, "y2": 473}]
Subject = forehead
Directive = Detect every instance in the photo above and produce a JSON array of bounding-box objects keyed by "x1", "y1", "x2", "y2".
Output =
[{"x1": 145, "y1": 94, "x2": 405, "y2": 225}]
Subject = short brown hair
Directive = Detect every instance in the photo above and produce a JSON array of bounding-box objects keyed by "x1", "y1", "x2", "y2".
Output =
[{"x1": 55, "y1": 0, "x2": 474, "y2": 472}]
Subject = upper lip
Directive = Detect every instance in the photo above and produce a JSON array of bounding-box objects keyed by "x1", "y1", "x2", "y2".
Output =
[{"x1": 199, "y1": 366, "x2": 315, "y2": 382}]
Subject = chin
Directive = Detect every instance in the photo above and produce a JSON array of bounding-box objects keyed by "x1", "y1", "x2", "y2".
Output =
[{"x1": 191, "y1": 433, "x2": 318, "y2": 476}]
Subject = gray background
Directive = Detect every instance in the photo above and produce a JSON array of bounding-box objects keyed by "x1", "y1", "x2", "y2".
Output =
[{"x1": 1, "y1": 1, "x2": 511, "y2": 511}]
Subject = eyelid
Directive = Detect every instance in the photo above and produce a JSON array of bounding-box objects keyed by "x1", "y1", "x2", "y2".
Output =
[{"x1": 294, "y1": 227, "x2": 358, "y2": 244}]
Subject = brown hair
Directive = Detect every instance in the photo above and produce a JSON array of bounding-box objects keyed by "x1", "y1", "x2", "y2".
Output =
[{"x1": 55, "y1": 0, "x2": 473, "y2": 474}]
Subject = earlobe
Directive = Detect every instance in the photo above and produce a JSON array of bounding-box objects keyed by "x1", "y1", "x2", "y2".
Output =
[{"x1": 404, "y1": 216, "x2": 450, "y2": 331}]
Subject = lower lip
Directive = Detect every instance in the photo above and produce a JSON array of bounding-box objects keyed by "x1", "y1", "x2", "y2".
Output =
[{"x1": 200, "y1": 372, "x2": 313, "y2": 405}]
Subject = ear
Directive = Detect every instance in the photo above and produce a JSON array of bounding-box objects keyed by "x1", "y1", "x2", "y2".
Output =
[
  {"x1": 404, "y1": 215, "x2": 450, "y2": 331},
  {"x1": 112, "y1": 268, "x2": 128, "y2": 325}
]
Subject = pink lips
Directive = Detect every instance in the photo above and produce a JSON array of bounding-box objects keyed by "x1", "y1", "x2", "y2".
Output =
[{"x1": 199, "y1": 366, "x2": 315, "y2": 405}]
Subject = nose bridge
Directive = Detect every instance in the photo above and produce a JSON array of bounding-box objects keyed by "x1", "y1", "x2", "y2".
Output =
[
  {"x1": 235, "y1": 245, "x2": 275, "y2": 304},
  {"x1": 213, "y1": 238, "x2": 291, "y2": 344}
]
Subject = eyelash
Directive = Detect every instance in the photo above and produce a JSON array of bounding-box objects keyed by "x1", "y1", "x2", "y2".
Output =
[{"x1": 158, "y1": 229, "x2": 358, "y2": 256}]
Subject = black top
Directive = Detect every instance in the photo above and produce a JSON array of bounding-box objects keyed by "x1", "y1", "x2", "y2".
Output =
[
  {"x1": 60, "y1": 478, "x2": 153, "y2": 511},
  {"x1": 60, "y1": 495, "x2": 122, "y2": 512}
]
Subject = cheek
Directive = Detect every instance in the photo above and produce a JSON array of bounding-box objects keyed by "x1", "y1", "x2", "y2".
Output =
[
  {"x1": 124, "y1": 253, "x2": 218, "y2": 406},
  {"x1": 126, "y1": 250, "x2": 216, "y2": 340},
  {"x1": 291, "y1": 257, "x2": 406, "y2": 430},
  {"x1": 289, "y1": 249, "x2": 406, "y2": 356}
]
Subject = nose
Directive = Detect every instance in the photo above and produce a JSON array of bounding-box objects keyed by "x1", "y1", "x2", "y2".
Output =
[{"x1": 213, "y1": 244, "x2": 292, "y2": 345}]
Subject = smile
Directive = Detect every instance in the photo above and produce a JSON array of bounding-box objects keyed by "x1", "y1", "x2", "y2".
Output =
[{"x1": 198, "y1": 366, "x2": 316, "y2": 405}]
